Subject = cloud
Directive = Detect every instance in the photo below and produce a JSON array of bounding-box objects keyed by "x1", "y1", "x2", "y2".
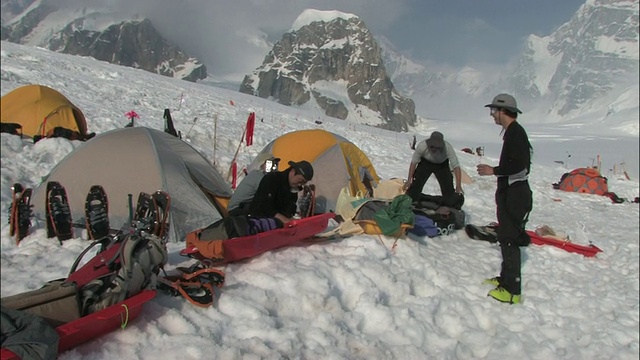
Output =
[
  {"x1": 34, "y1": 0, "x2": 574, "y2": 79},
  {"x1": 98, "y1": 0, "x2": 411, "y2": 80}
]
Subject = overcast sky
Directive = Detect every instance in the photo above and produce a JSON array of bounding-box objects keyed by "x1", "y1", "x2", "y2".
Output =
[{"x1": 81, "y1": 0, "x2": 586, "y2": 81}]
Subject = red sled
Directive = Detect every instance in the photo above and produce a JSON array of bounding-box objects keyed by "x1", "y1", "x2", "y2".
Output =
[
  {"x1": 0, "y1": 348, "x2": 19, "y2": 360},
  {"x1": 0, "y1": 288, "x2": 155, "y2": 359},
  {"x1": 56, "y1": 290, "x2": 156, "y2": 353},
  {"x1": 182, "y1": 212, "x2": 335, "y2": 264},
  {"x1": 2, "y1": 220, "x2": 165, "y2": 358},
  {"x1": 526, "y1": 230, "x2": 603, "y2": 258}
]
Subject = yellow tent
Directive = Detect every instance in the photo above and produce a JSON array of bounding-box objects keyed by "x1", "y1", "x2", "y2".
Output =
[
  {"x1": 1, "y1": 84, "x2": 89, "y2": 139},
  {"x1": 249, "y1": 129, "x2": 380, "y2": 213}
]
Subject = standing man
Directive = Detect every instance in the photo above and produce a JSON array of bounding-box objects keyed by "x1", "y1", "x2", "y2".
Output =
[
  {"x1": 406, "y1": 131, "x2": 463, "y2": 202},
  {"x1": 477, "y1": 93, "x2": 533, "y2": 304},
  {"x1": 227, "y1": 153, "x2": 280, "y2": 216},
  {"x1": 248, "y1": 160, "x2": 313, "y2": 226}
]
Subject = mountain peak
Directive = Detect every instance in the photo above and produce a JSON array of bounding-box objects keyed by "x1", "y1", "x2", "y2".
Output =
[
  {"x1": 290, "y1": 9, "x2": 358, "y2": 32},
  {"x1": 242, "y1": 11, "x2": 417, "y2": 132},
  {"x1": 382, "y1": 0, "x2": 638, "y2": 123}
]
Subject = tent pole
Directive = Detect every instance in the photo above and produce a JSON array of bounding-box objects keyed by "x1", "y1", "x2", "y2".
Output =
[
  {"x1": 227, "y1": 120, "x2": 247, "y2": 181},
  {"x1": 213, "y1": 113, "x2": 218, "y2": 166}
]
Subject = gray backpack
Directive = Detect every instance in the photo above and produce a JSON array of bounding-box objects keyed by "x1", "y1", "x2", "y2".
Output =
[{"x1": 80, "y1": 231, "x2": 167, "y2": 314}]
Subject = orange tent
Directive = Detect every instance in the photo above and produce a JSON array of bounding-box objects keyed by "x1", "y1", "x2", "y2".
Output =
[{"x1": 558, "y1": 167, "x2": 608, "y2": 195}]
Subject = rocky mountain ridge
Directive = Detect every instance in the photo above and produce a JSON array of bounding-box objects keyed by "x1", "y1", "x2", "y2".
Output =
[
  {"x1": 239, "y1": 11, "x2": 417, "y2": 132},
  {"x1": 1, "y1": 0, "x2": 206, "y2": 82}
]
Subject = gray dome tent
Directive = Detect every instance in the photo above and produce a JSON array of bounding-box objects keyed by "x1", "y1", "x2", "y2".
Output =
[{"x1": 32, "y1": 127, "x2": 232, "y2": 242}]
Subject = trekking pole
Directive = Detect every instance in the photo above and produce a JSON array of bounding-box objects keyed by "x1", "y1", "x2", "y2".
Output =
[
  {"x1": 177, "y1": 93, "x2": 184, "y2": 111},
  {"x1": 227, "y1": 122, "x2": 247, "y2": 181},
  {"x1": 213, "y1": 114, "x2": 218, "y2": 165},
  {"x1": 185, "y1": 117, "x2": 198, "y2": 139},
  {"x1": 128, "y1": 194, "x2": 133, "y2": 223}
]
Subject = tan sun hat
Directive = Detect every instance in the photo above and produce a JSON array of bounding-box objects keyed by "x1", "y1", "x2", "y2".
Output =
[{"x1": 426, "y1": 131, "x2": 445, "y2": 149}]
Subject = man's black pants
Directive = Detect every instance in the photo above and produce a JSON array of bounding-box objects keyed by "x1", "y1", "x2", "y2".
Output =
[
  {"x1": 407, "y1": 159, "x2": 454, "y2": 202},
  {"x1": 496, "y1": 180, "x2": 532, "y2": 295}
]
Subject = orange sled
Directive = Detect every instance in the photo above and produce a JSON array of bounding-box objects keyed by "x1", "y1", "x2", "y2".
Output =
[{"x1": 182, "y1": 213, "x2": 335, "y2": 264}]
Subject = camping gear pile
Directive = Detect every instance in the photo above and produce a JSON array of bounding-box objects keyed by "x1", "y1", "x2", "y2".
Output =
[{"x1": 2, "y1": 190, "x2": 171, "y2": 358}]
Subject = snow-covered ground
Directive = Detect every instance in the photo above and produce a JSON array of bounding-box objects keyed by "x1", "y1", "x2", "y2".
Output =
[{"x1": 1, "y1": 41, "x2": 639, "y2": 359}]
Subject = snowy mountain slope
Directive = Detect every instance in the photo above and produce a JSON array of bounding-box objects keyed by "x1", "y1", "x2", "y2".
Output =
[
  {"x1": 381, "y1": 0, "x2": 639, "y2": 129},
  {"x1": 1, "y1": 40, "x2": 639, "y2": 360}
]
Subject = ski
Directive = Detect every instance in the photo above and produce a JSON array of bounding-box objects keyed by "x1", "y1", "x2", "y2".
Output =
[
  {"x1": 46, "y1": 181, "x2": 74, "y2": 242},
  {"x1": 9, "y1": 183, "x2": 34, "y2": 245},
  {"x1": 151, "y1": 190, "x2": 171, "y2": 239},
  {"x1": 85, "y1": 185, "x2": 110, "y2": 240}
]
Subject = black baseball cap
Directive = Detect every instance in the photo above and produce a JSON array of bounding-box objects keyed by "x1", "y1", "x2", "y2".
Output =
[{"x1": 288, "y1": 160, "x2": 314, "y2": 181}]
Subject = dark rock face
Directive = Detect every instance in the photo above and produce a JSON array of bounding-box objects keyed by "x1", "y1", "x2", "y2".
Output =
[
  {"x1": 48, "y1": 19, "x2": 207, "y2": 81},
  {"x1": 2, "y1": 2, "x2": 206, "y2": 82}
]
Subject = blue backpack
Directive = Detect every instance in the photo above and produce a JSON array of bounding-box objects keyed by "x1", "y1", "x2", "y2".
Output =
[{"x1": 408, "y1": 214, "x2": 439, "y2": 238}]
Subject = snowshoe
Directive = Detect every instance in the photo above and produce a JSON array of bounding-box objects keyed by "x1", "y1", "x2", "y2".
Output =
[
  {"x1": 133, "y1": 192, "x2": 159, "y2": 234},
  {"x1": 85, "y1": 185, "x2": 110, "y2": 240},
  {"x1": 9, "y1": 183, "x2": 24, "y2": 237},
  {"x1": 9, "y1": 183, "x2": 34, "y2": 244},
  {"x1": 46, "y1": 181, "x2": 73, "y2": 242},
  {"x1": 151, "y1": 190, "x2": 171, "y2": 239},
  {"x1": 298, "y1": 184, "x2": 316, "y2": 218}
]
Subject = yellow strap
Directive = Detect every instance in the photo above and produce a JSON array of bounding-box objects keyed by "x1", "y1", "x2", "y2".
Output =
[{"x1": 120, "y1": 304, "x2": 129, "y2": 330}]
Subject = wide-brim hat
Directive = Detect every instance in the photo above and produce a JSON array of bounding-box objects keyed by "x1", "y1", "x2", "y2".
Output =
[
  {"x1": 288, "y1": 160, "x2": 314, "y2": 181},
  {"x1": 484, "y1": 93, "x2": 522, "y2": 114},
  {"x1": 426, "y1": 131, "x2": 445, "y2": 149}
]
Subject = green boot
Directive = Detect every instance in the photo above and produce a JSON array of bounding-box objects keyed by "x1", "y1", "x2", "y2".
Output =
[
  {"x1": 488, "y1": 287, "x2": 521, "y2": 304},
  {"x1": 482, "y1": 277, "x2": 500, "y2": 286}
]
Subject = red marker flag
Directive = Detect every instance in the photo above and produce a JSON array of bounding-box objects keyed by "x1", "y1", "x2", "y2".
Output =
[
  {"x1": 245, "y1": 112, "x2": 255, "y2": 146},
  {"x1": 231, "y1": 161, "x2": 238, "y2": 189}
]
